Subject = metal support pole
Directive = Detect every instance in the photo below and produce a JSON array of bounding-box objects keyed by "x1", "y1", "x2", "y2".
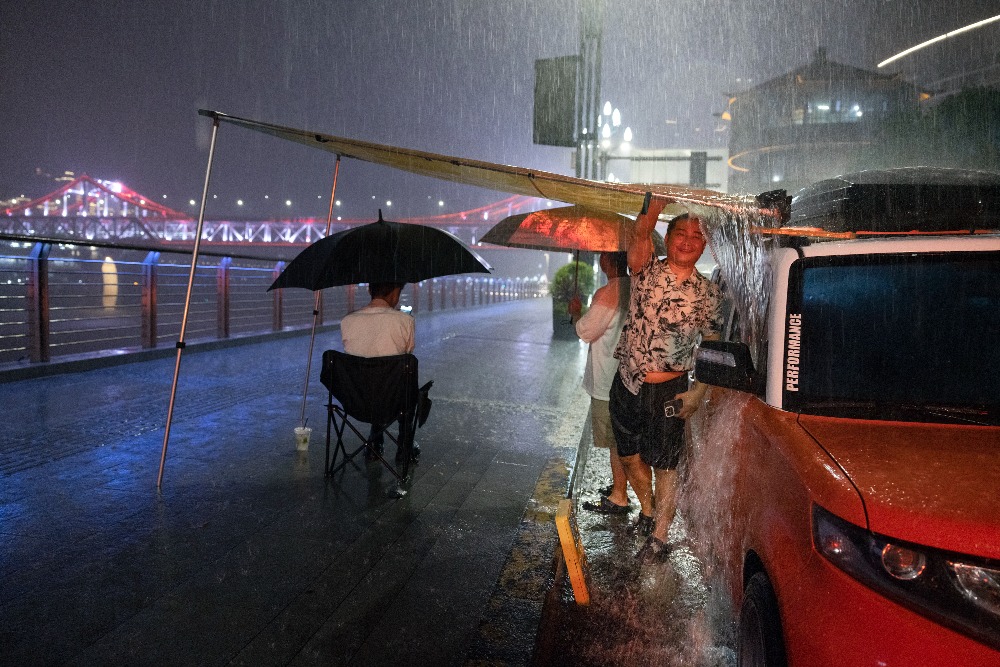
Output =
[
  {"x1": 26, "y1": 242, "x2": 51, "y2": 363},
  {"x1": 272, "y1": 261, "x2": 285, "y2": 332},
  {"x1": 141, "y1": 251, "x2": 159, "y2": 349},
  {"x1": 217, "y1": 256, "x2": 232, "y2": 339},
  {"x1": 158, "y1": 113, "x2": 220, "y2": 488},
  {"x1": 298, "y1": 157, "x2": 341, "y2": 427}
]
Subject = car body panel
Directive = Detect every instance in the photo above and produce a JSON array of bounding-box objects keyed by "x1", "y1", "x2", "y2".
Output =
[
  {"x1": 689, "y1": 393, "x2": 1000, "y2": 664},
  {"x1": 799, "y1": 415, "x2": 1000, "y2": 559}
]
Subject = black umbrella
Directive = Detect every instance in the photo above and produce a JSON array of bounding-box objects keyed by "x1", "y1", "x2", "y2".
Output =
[{"x1": 269, "y1": 210, "x2": 492, "y2": 291}]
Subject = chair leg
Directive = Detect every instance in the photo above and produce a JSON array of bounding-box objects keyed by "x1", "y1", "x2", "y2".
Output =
[
  {"x1": 327, "y1": 407, "x2": 363, "y2": 476},
  {"x1": 324, "y1": 408, "x2": 413, "y2": 489}
]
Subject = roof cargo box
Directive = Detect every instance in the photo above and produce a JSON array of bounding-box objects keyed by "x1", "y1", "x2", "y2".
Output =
[{"x1": 788, "y1": 167, "x2": 1000, "y2": 233}]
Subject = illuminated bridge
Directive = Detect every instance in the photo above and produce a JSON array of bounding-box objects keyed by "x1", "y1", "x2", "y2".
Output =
[
  {"x1": 1, "y1": 174, "x2": 542, "y2": 249},
  {"x1": 1, "y1": 175, "x2": 557, "y2": 369}
]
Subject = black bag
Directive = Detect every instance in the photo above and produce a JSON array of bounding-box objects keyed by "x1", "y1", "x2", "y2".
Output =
[{"x1": 417, "y1": 381, "x2": 433, "y2": 427}]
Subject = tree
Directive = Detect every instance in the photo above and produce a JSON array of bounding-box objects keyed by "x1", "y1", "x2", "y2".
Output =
[
  {"x1": 855, "y1": 87, "x2": 1000, "y2": 172},
  {"x1": 550, "y1": 260, "x2": 595, "y2": 306},
  {"x1": 550, "y1": 260, "x2": 595, "y2": 338}
]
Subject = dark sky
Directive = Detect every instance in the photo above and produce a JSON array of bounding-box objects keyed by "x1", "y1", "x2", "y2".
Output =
[{"x1": 1, "y1": 0, "x2": 995, "y2": 219}]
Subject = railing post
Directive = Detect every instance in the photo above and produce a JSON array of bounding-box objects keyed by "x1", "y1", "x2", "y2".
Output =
[
  {"x1": 346, "y1": 284, "x2": 356, "y2": 314},
  {"x1": 411, "y1": 282, "x2": 420, "y2": 315},
  {"x1": 217, "y1": 257, "x2": 231, "y2": 339},
  {"x1": 427, "y1": 279, "x2": 434, "y2": 312},
  {"x1": 141, "y1": 251, "x2": 160, "y2": 348},
  {"x1": 26, "y1": 242, "x2": 51, "y2": 363},
  {"x1": 272, "y1": 261, "x2": 285, "y2": 331},
  {"x1": 451, "y1": 278, "x2": 457, "y2": 308}
]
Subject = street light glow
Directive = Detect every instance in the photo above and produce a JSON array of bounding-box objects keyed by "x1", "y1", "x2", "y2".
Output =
[{"x1": 878, "y1": 14, "x2": 1000, "y2": 68}]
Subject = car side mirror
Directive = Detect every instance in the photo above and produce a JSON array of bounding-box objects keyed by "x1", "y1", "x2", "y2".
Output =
[{"x1": 695, "y1": 340, "x2": 763, "y2": 394}]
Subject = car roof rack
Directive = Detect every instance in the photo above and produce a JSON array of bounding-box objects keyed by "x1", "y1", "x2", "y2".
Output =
[{"x1": 784, "y1": 167, "x2": 1000, "y2": 235}]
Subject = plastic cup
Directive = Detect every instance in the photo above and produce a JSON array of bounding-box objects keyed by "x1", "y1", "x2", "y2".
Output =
[{"x1": 294, "y1": 426, "x2": 312, "y2": 451}]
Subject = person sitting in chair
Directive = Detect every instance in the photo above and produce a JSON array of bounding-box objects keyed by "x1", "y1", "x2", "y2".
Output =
[{"x1": 341, "y1": 281, "x2": 420, "y2": 464}]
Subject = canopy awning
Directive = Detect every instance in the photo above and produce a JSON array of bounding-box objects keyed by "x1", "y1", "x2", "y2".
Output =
[{"x1": 200, "y1": 109, "x2": 770, "y2": 220}]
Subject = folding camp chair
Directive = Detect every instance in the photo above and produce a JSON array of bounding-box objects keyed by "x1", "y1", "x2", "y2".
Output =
[{"x1": 320, "y1": 350, "x2": 422, "y2": 488}]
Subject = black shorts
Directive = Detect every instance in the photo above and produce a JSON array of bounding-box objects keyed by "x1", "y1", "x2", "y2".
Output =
[{"x1": 609, "y1": 372, "x2": 688, "y2": 470}]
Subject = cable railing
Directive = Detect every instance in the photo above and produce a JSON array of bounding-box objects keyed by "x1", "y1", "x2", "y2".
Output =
[{"x1": 0, "y1": 237, "x2": 546, "y2": 368}]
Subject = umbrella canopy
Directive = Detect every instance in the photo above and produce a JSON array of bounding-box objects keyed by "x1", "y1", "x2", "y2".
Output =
[
  {"x1": 481, "y1": 205, "x2": 667, "y2": 255},
  {"x1": 268, "y1": 211, "x2": 491, "y2": 291}
]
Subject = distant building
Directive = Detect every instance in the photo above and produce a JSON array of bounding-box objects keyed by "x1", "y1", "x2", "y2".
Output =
[
  {"x1": 725, "y1": 48, "x2": 926, "y2": 195},
  {"x1": 602, "y1": 148, "x2": 729, "y2": 192}
]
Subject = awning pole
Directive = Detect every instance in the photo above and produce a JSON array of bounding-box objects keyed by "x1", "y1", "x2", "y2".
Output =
[
  {"x1": 298, "y1": 156, "x2": 341, "y2": 426},
  {"x1": 157, "y1": 112, "x2": 221, "y2": 488}
]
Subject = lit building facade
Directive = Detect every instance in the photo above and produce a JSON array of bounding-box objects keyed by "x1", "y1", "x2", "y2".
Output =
[{"x1": 726, "y1": 48, "x2": 925, "y2": 195}]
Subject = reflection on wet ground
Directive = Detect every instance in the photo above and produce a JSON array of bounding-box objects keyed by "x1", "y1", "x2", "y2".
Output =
[
  {"x1": 0, "y1": 299, "x2": 587, "y2": 666},
  {"x1": 537, "y1": 432, "x2": 736, "y2": 667}
]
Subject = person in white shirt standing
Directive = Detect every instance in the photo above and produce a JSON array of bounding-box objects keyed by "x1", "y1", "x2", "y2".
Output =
[
  {"x1": 568, "y1": 252, "x2": 632, "y2": 515},
  {"x1": 341, "y1": 282, "x2": 418, "y2": 463}
]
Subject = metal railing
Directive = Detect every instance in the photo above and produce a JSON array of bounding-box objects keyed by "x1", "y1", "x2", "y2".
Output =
[{"x1": 0, "y1": 238, "x2": 545, "y2": 367}]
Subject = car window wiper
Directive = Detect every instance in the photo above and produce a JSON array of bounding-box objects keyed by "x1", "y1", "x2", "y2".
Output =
[
  {"x1": 801, "y1": 401, "x2": 998, "y2": 425},
  {"x1": 904, "y1": 404, "x2": 997, "y2": 426}
]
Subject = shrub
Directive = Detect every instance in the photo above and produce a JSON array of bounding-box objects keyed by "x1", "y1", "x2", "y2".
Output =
[{"x1": 551, "y1": 260, "x2": 595, "y2": 308}]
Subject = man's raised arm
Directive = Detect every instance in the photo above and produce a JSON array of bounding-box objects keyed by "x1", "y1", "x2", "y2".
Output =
[{"x1": 627, "y1": 197, "x2": 668, "y2": 273}]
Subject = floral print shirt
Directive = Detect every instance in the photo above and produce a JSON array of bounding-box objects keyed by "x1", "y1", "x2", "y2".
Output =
[{"x1": 614, "y1": 255, "x2": 723, "y2": 395}]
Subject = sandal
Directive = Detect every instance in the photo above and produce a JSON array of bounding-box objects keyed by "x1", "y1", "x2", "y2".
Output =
[
  {"x1": 628, "y1": 513, "x2": 655, "y2": 536},
  {"x1": 636, "y1": 535, "x2": 672, "y2": 565},
  {"x1": 581, "y1": 495, "x2": 630, "y2": 515}
]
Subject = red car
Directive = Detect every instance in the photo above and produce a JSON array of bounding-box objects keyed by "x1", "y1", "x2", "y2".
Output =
[{"x1": 688, "y1": 168, "x2": 1000, "y2": 666}]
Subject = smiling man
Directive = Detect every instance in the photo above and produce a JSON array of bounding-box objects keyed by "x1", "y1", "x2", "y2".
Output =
[{"x1": 611, "y1": 201, "x2": 723, "y2": 564}]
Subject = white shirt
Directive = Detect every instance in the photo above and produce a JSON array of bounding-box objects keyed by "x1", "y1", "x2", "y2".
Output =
[
  {"x1": 575, "y1": 277, "x2": 628, "y2": 401},
  {"x1": 341, "y1": 300, "x2": 415, "y2": 358}
]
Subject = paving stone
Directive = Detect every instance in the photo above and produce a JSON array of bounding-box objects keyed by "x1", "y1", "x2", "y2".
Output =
[{"x1": 0, "y1": 300, "x2": 586, "y2": 665}]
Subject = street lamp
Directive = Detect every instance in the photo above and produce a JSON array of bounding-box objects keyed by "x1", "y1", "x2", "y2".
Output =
[{"x1": 598, "y1": 100, "x2": 633, "y2": 182}]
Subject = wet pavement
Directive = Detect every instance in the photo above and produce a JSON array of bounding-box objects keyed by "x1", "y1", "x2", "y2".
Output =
[
  {"x1": 537, "y1": 419, "x2": 738, "y2": 667},
  {"x1": 0, "y1": 298, "x2": 587, "y2": 666},
  {"x1": 0, "y1": 296, "x2": 734, "y2": 666}
]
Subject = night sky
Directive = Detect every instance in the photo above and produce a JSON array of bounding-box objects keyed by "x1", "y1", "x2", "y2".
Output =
[{"x1": 2, "y1": 0, "x2": 995, "y2": 219}]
